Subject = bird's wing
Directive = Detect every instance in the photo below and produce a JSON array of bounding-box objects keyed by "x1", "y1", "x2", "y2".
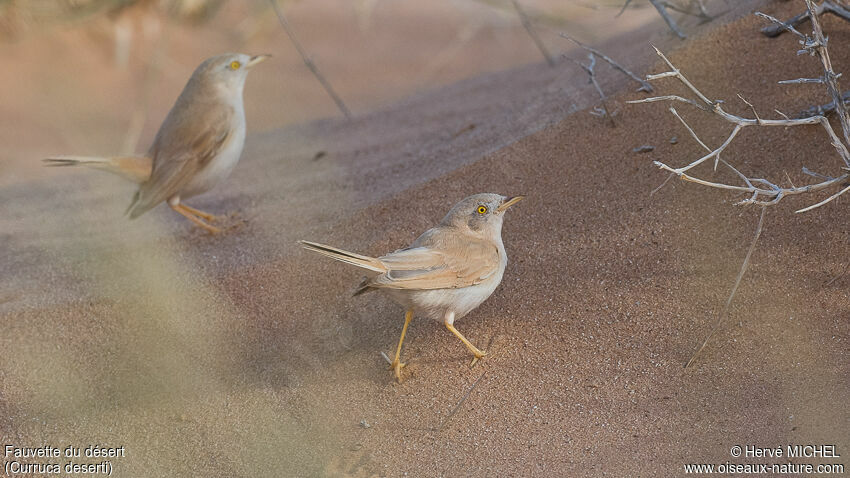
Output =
[
  {"x1": 126, "y1": 104, "x2": 233, "y2": 218},
  {"x1": 367, "y1": 235, "x2": 500, "y2": 291}
]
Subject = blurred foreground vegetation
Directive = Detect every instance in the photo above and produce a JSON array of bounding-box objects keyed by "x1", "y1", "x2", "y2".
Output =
[{"x1": 0, "y1": 0, "x2": 226, "y2": 38}]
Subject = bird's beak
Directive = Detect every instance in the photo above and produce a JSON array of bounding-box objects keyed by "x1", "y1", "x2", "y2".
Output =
[
  {"x1": 497, "y1": 195, "x2": 524, "y2": 213},
  {"x1": 246, "y1": 54, "x2": 271, "y2": 68}
]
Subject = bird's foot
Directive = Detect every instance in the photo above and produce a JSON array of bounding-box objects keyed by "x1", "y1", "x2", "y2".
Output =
[
  {"x1": 469, "y1": 350, "x2": 487, "y2": 368},
  {"x1": 389, "y1": 359, "x2": 407, "y2": 382},
  {"x1": 172, "y1": 203, "x2": 222, "y2": 234},
  {"x1": 198, "y1": 222, "x2": 222, "y2": 235},
  {"x1": 180, "y1": 204, "x2": 220, "y2": 223}
]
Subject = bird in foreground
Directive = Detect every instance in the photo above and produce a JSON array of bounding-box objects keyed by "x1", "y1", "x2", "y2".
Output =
[
  {"x1": 300, "y1": 193, "x2": 523, "y2": 382},
  {"x1": 44, "y1": 53, "x2": 270, "y2": 234}
]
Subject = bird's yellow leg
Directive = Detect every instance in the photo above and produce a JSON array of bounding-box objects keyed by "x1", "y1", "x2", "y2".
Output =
[
  {"x1": 390, "y1": 310, "x2": 413, "y2": 382},
  {"x1": 445, "y1": 322, "x2": 487, "y2": 367},
  {"x1": 180, "y1": 203, "x2": 218, "y2": 222},
  {"x1": 170, "y1": 203, "x2": 221, "y2": 234}
]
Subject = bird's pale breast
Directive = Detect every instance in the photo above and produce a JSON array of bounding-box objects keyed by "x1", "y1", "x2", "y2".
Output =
[{"x1": 179, "y1": 106, "x2": 246, "y2": 199}]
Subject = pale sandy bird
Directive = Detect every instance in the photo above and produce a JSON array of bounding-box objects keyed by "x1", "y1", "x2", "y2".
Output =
[
  {"x1": 44, "y1": 53, "x2": 269, "y2": 234},
  {"x1": 300, "y1": 193, "x2": 523, "y2": 381}
]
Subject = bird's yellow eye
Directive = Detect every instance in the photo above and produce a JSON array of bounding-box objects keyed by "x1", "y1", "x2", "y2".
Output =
[
  {"x1": 477, "y1": 205, "x2": 488, "y2": 214},
  {"x1": 229, "y1": 61, "x2": 241, "y2": 70}
]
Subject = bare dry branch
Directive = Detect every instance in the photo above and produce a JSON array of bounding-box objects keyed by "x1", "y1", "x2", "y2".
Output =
[
  {"x1": 760, "y1": 0, "x2": 850, "y2": 38},
  {"x1": 778, "y1": 77, "x2": 826, "y2": 85},
  {"x1": 648, "y1": 0, "x2": 687, "y2": 38},
  {"x1": 658, "y1": 0, "x2": 714, "y2": 21},
  {"x1": 801, "y1": 0, "x2": 850, "y2": 147},
  {"x1": 650, "y1": 172, "x2": 676, "y2": 196},
  {"x1": 628, "y1": 37, "x2": 850, "y2": 209},
  {"x1": 798, "y1": 90, "x2": 850, "y2": 118},
  {"x1": 737, "y1": 94, "x2": 762, "y2": 125},
  {"x1": 435, "y1": 372, "x2": 487, "y2": 432},
  {"x1": 796, "y1": 183, "x2": 850, "y2": 212},
  {"x1": 802, "y1": 166, "x2": 834, "y2": 180},
  {"x1": 512, "y1": 0, "x2": 555, "y2": 67},
  {"x1": 755, "y1": 11, "x2": 807, "y2": 39},
  {"x1": 559, "y1": 32, "x2": 654, "y2": 93},
  {"x1": 638, "y1": 1, "x2": 850, "y2": 368},
  {"x1": 616, "y1": 0, "x2": 635, "y2": 18},
  {"x1": 693, "y1": 0, "x2": 710, "y2": 18},
  {"x1": 566, "y1": 53, "x2": 616, "y2": 125},
  {"x1": 685, "y1": 206, "x2": 766, "y2": 369},
  {"x1": 582, "y1": 54, "x2": 616, "y2": 126},
  {"x1": 269, "y1": 0, "x2": 352, "y2": 119},
  {"x1": 639, "y1": 0, "x2": 726, "y2": 39}
]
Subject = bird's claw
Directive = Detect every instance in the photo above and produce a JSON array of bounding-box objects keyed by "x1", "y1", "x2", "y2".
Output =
[
  {"x1": 469, "y1": 351, "x2": 487, "y2": 368},
  {"x1": 389, "y1": 360, "x2": 407, "y2": 382}
]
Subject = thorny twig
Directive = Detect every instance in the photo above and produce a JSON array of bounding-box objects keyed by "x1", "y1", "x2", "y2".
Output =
[
  {"x1": 435, "y1": 372, "x2": 487, "y2": 432},
  {"x1": 616, "y1": 0, "x2": 635, "y2": 17},
  {"x1": 650, "y1": 173, "x2": 676, "y2": 196},
  {"x1": 636, "y1": 1, "x2": 850, "y2": 367},
  {"x1": 800, "y1": 0, "x2": 850, "y2": 148},
  {"x1": 798, "y1": 90, "x2": 850, "y2": 118},
  {"x1": 559, "y1": 32, "x2": 654, "y2": 93},
  {"x1": 512, "y1": 0, "x2": 555, "y2": 67},
  {"x1": 621, "y1": 0, "x2": 718, "y2": 39},
  {"x1": 269, "y1": 0, "x2": 352, "y2": 119},
  {"x1": 572, "y1": 53, "x2": 617, "y2": 126},
  {"x1": 560, "y1": 32, "x2": 656, "y2": 125},
  {"x1": 825, "y1": 261, "x2": 850, "y2": 286},
  {"x1": 649, "y1": 0, "x2": 687, "y2": 38},
  {"x1": 628, "y1": 42, "x2": 850, "y2": 211},
  {"x1": 663, "y1": 0, "x2": 711, "y2": 20},
  {"x1": 685, "y1": 206, "x2": 766, "y2": 369},
  {"x1": 760, "y1": 0, "x2": 850, "y2": 38},
  {"x1": 758, "y1": 8, "x2": 850, "y2": 126}
]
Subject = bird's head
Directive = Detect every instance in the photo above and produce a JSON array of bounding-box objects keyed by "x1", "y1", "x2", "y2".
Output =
[
  {"x1": 441, "y1": 193, "x2": 524, "y2": 237},
  {"x1": 191, "y1": 53, "x2": 270, "y2": 96}
]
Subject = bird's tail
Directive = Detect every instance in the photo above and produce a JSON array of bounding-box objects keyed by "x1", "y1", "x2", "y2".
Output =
[
  {"x1": 298, "y1": 240, "x2": 386, "y2": 273},
  {"x1": 43, "y1": 155, "x2": 152, "y2": 184}
]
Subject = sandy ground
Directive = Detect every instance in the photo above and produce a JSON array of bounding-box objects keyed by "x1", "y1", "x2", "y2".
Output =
[{"x1": 1, "y1": 0, "x2": 848, "y2": 476}]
